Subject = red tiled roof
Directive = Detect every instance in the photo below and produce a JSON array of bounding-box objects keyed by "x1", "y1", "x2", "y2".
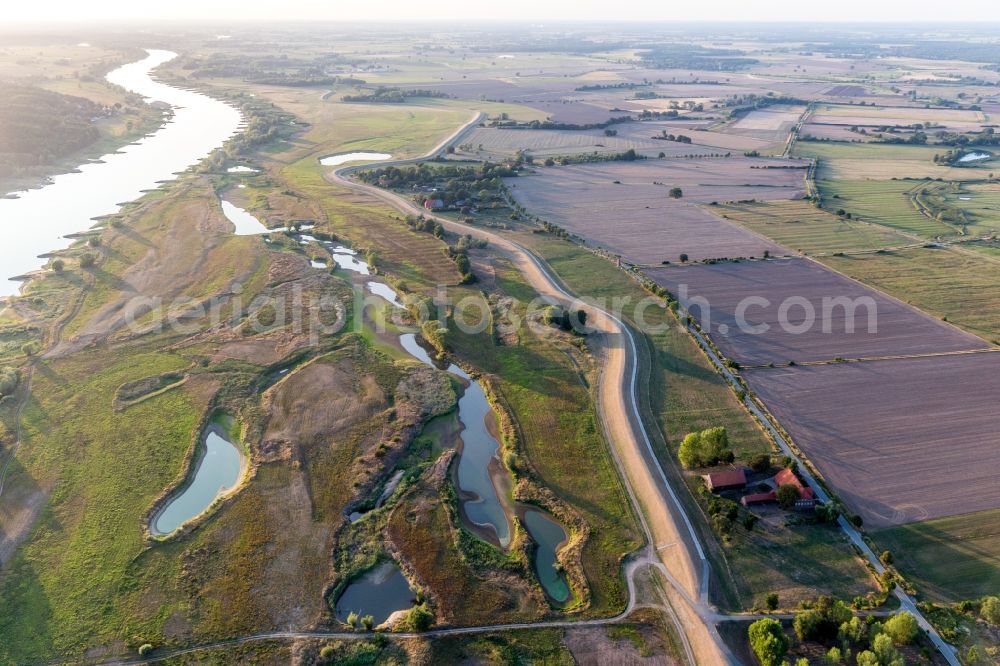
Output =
[
  {"x1": 772, "y1": 468, "x2": 814, "y2": 499},
  {"x1": 741, "y1": 491, "x2": 776, "y2": 505},
  {"x1": 703, "y1": 469, "x2": 747, "y2": 490}
]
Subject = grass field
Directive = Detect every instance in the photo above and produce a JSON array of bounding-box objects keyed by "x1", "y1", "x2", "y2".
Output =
[
  {"x1": 817, "y1": 178, "x2": 966, "y2": 238},
  {"x1": 515, "y1": 233, "x2": 874, "y2": 610},
  {"x1": 822, "y1": 247, "x2": 1000, "y2": 343},
  {"x1": 707, "y1": 200, "x2": 914, "y2": 254},
  {"x1": 795, "y1": 141, "x2": 981, "y2": 180},
  {"x1": 873, "y1": 508, "x2": 1000, "y2": 602}
]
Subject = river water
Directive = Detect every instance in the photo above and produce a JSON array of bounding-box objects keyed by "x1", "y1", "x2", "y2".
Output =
[{"x1": 0, "y1": 49, "x2": 242, "y2": 297}]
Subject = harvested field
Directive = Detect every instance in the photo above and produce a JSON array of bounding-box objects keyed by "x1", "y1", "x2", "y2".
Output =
[
  {"x1": 644, "y1": 258, "x2": 989, "y2": 365},
  {"x1": 744, "y1": 353, "x2": 1000, "y2": 528},
  {"x1": 800, "y1": 123, "x2": 876, "y2": 142},
  {"x1": 456, "y1": 126, "x2": 719, "y2": 161},
  {"x1": 615, "y1": 121, "x2": 771, "y2": 152},
  {"x1": 822, "y1": 247, "x2": 1000, "y2": 342},
  {"x1": 707, "y1": 200, "x2": 914, "y2": 254},
  {"x1": 507, "y1": 159, "x2": 802, "y2": 264},
  {"x1": 722, "y1": 105, "x2": 805, "y2": 145},
  {"x1": 810, "y1": 103, "x2": 988, "y2": 132}
]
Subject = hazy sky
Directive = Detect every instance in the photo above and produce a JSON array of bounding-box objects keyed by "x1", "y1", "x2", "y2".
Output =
[{"x1": 6, "y1": 0, "x2": 1000, "y2": 24}]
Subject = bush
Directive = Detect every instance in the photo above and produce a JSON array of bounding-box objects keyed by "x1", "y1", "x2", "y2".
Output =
[
  {"x1": 871, "y1": 633, "x2": 903, "y2": 666},
  {"x1": 980, "y1": 595, "x2": 1000, "y2": 625},
  {"x1": 776, "y1": 483, "x2": 801, "y2": 509},
  {"x1": 765, "y1": 592, "x2": 779, "y2": 611},
  {"x1": 748, "y1": 618, "x2": 788, "y2": 666},
  {"x1": 137, "y1": 643, "x2": 153, "y2": 656},
  {"x1": 749, "y1": 453, "x2": 771, "y2": 473},
  {"x1": 51, "y1": 258, "x2": 64, "y2": 272},
  {"x1": 79, "y1": 253, "x2": 96, "y2": 268},
  {"x1": 402, "y1": 604, "x2": 434, "y2": 632},
  {"x1": 838, "y1": 615, "x2": 867, "y2": 644},
  {"x1": 882, "y1": 611, "x2": 918, "y2": 645},
  {"x1": 0, "y1": 367, "x2": 18, "y2": 397},
  {"x1": 319, "y1": 645, "x2": 336, "y2": 660}
]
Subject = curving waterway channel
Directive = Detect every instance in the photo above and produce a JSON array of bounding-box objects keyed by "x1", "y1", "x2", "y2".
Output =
[{"x1": 0, "y1": 49, "x2": 242, "y2": 297}]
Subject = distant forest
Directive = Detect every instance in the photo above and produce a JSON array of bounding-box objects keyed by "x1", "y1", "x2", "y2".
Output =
[{"x1": 0, "y1": 84, "x2": 104, "y2": 177}]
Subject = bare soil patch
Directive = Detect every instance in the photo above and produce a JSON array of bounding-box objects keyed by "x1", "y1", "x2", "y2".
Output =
[
  {"x1": 645, "y1": 258, "x2": 988, "y2": 365},
  {"x1": 745, "y1": 352, "x2": 1000, "y2": 527}
]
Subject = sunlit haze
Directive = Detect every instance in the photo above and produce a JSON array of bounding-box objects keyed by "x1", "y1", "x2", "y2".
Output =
[{"x1": 5, "y1": 0, "x2": 1000, "y2": 24}]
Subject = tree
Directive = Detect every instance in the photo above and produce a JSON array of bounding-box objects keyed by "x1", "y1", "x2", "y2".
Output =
[
  {"x1": 879, "y1": 550, "x2": 893, "y2": 566},
  {"x1": 882, "y1": 612, "x2": 918, "y2": 645},
  {"x1": 766, "y1": 592, "x2": 779, "y2": 611},
  {"x1": 319, "y1": 645, "x2": 336, "y2": 660},
  {"x1": 669, "y1": 187, "x2": 683, "y2": 199},
  {"x1": 51, "y1": 258, "x2": 64, "y2": 272},
  {"x1": 856, "y1": 651, "x2": 879, "y2": 666},
  {"x1": 346, "y1": 611, "x2": 358, "y2": 628},
  {"x1": 776, "y1": 483, "x2": 801, "y2": 509},
  {"x1": 825, "y1": 646, "x2": 843, "y2": 664},
  {"x1": 748, "y1": 618, "x2": 788, "y2": 666},
  {"x1": 361, "y1": 614, "x2": 374, "y2": 630},
  {"x1": 679, "y1": 253, "x2": 689, "y2": 263},
  {"x1": 79, "y1": 253, "x2": 96, "y2": 268},
  {"x1": 838, "y1": 616, "x2": 867, "y2": 645},
  {"x1": 678, "y1": 432, "x2": 702, "y2": 469},
  {"x1": 794, "y1": 597, "x2": 852, "y2": 642},
  {"x1": 871, "y1": 633, "x2": 904, "y2": 666},
  {"x1": 980, "y1": 596, "x2": 1000, "y2": 625}
]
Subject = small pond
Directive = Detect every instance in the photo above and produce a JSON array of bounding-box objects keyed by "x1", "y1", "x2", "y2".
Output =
[
  {"x1": 522, "y1": 509, "x2": 571, "y2": 603},
  {"x1": 226, "y1": 165, "x2": 258, "y2": 173},
  {"x1": 335, "y1": 561, "x2": 414, "y2": 625},
  {"x1": 152, "y1": 421, "x2": 243, "y2": 535},
  {"x1": 221, "y1": 199, "x2": 269, "y2": 235},
  {"x1": 319, "y1": 152, "x2": 392, "y2": 167},
  {"x1": 957, "y1": 151, "x2": 992, "y2": 163}
]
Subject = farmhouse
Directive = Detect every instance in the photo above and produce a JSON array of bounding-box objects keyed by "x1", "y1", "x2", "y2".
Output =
[
  {"x1": 702, "y1": 469, "x2": 747, "y2": 492},
  {"x1": 423, "y1": 198, "x2": 445, "y2": 210},
  {"x1": 741, "y1": 468, "x2": 815, "y2": 507}
]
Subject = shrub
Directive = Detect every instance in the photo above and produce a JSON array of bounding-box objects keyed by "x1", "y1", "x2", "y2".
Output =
[
  {"x1": 879, "y1": 550, "x2": 893, "y2": 565},
  {"x1": 776, "y1": 483, "x2": 801, "y2": 509},
  {"x1": 51, "y1": 258, "x2": 65, "y2": 272},
  {"x1": 0, "y1": 367, "x2": 18, "y2": 397},
  {"x1": 882, "y1": 611, "x2": 918, "y2": 645},
  {"x1": 346, "y1": 611, "x2": 358, "y2": 627},
  {"x1": 838, "y1": 615, "x2": 867, "y2": 644},
  {"x1": 825, "y1": 646, "x2": 843, "y2": 664},
  {"x1": 749, "y1": 453, "x2": 771, "y2": 473},
  {"x1": 765, "y1": 592, "x2": 779, "y2": 611},
  {"x1": 980, "y1": 595, "x2": 1000, "y2": 625},
  {"x1": 79, "y1": 253, "x2": 96, "y2": 268},
  {"x1": 137, "y1": 643, "x2": 154, "y2": 656},
  {"x1": 361, "y1": 614, "x2": 374, "y2": 630},
  {"x1": 319, "y1": 645, "x2": 336, "y2": 660},
  {"x1": 403, "y1": 604, "x2": 434, "y2": 632},
  {"x1": 748, "y1": 618, "x2": 788, "y2": 666}
]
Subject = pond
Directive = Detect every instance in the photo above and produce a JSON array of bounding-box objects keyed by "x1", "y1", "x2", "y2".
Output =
[
  {"x1": 319, "y1": 152, "x2": 392, "y2": 167},
  {"x1": 398, "y1": 333, "x2": 570, "y2": 596},
  {"x1": 957, "y1": 151, "x2": 992, "y2": 163},
  {"x1": 220, "y1": 199, "x2": 270, "y2": 235},
  {"x1": 334, "y1": 561, "x2": 414, "y2": 625},
  {"x1": 226, "y1": 165, "x2": 258, "y2": 173},
  {"x1": 0, "y1": 49, "x2": 242, "y2": 297},
  {"x1": 152, "y1": 421, "x2": 244, "y2": 536},
  {"x1": 522, "y1": 508, "x2": 571, "y2": 603}
]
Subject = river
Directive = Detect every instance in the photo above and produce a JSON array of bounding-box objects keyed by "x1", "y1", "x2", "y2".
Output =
[{"x1": 0, "y1": 49, "x2": 242, "y2": 297}]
